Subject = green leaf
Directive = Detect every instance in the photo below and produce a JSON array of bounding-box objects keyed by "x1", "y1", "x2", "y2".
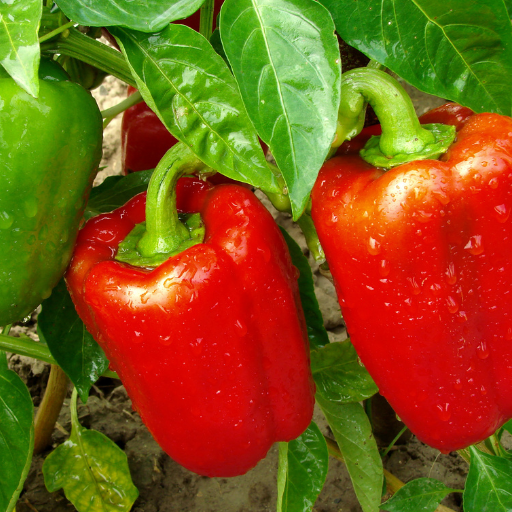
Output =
[
  {"x1": 54, "y1": 0, "x2": 204, "y2": 32},
  {"x1": 86, "y1": 169, "x2": 153, "y2": 217},
  {"x1": 43, "y1": 389, "x2": 138, "y2": 512},
  {"x1": 220, "y1": 0, "x2": 341, "y2": 218},
  {"x1": 0, "y1": 352, "x2": 34, "y2": 512},
  {"x1": 0, "y1": 0, "x2": 41, "y2": 97},
  {"x1": 277, "y1": 422, "x2": 329, "y2": 512},
  {"x1": 110, "y1": 25, "x2": 278, "y2": 194},
  {"x1": 37, "y1": 280, "x2": 109, "y2": 403},
  {"x1": 311, "y1": 341, "x2": 378, "y2": 403},
  {"x1": 280, "y1": 227, "x2": 329, "y2": 350},
  {"x1": 502, "y1": 419, "x2": 512, "y2": 437},
  {"x1": 323, "y1": 0, "x2": 512, "y2": 116},
  {"x1": 379, "y1": 478, "x2": 458, "y2": 512},
  {"x1": 317, "y1": 398, "x2": 383, "y2": 512},
  {"x1": 463, "y1": 446, "x2": 512, "y2": 512}
]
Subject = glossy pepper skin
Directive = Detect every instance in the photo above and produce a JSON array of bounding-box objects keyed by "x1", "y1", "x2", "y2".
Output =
[
  {"x1": 312, "y1": 104, "x2": 512, "y2": 452},
  {"x1": 0, "y1": 59, "x2": 102, "y2": 325},
  {"x1": 66, "y1": 179, "x2": 315, "y2": 477}
]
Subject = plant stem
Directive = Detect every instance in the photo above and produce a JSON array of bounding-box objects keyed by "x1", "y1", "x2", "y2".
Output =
[
  {"x1": 199, "y1": 0, "x2": 215, "y2": 40},
  {"x1": 325, "y1": 435, "x2": 459, "y2": 512},
  {"x1": 41, "y1": 28, "x2": 135, "y2": 86},
  {"x1": 33, "y1": 365, "x2": 69, "y2": 454},
  {"x1": 38, "y1": 20, "x2": 76, "y2": 44},
  {"x1": 101, "y1": 90, "x2": 142, "y2": 122},
  {"x1": 0, "y1": 333, "x2": 118, "y2": 379}
]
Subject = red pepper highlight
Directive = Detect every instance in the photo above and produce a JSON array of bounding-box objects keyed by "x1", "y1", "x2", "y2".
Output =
[
  {"x1": 67, "y1": 178, "x2": 315, "y2": 476},
  {"x1": 312, "y1": 104, "x2": 512, "y2": 452}
]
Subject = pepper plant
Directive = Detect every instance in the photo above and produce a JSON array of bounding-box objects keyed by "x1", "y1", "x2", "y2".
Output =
[{"x1": 1, "y1": 1, "x2": 512, "y2": 511}]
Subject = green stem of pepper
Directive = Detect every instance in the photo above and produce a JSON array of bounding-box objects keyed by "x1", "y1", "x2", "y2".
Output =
[
  {"x1": 199, "y1": 0, "x2": 216, "y2": 40},
  {"x1": 338, "y1": 68, "x2": 455, "y2": 168},
  {"x1": 340, "y1": 68, "x2": 434, "y2": 155},
  {"x1": 38, "y1": 20, "x2": 76, "y2": 44},
  {"x1": 137, "y1": 143, "x2": 208, "y2": 258},
  {"x1": 40, "y1": 27, "x2": 136, "y2": 87}
]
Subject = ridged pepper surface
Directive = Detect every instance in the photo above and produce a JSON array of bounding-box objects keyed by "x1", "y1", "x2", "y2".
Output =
[
  {"x1": 66, "y1": 177, "x2": 315, "y2": 476},
  {"x1": 312, "y1": 104, "x2": 512, "y2": 452}
]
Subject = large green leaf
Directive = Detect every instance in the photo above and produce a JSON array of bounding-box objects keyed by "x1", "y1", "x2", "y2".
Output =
[
  {"x1": 54, "y1": 0, "x2": 204, "y2": 32},
  {"x1": 311, "y1": 341, "x2": 378, "y2": 403},
  {"x1": 110, "y1": 25, "x2": 278, "y2": 194},
  {"x1": 220, "y1": 0, "x2": 341, "y2": 219},
  {"x1": 277, "y1": 423, "x2": 329, "y2": 512},
  {"x1": 463, "y1": 446, "x2": 512, "y2": 512},
  {"x1": 38, "y1": 280, "x2": 109, "y2": 403},
  {"x1": 322, "y1": 0, "x2": 512, "y2": 116},
  {"x1": 0, "y1": 0, "x2": 41, "y2": 97},
  {"x1": 0, "y1": 352, "x2": 34, "y2": 512},
  {"x1": 379, "y1": 478, "x2": 458, "y2": 512},
  {"x1": 317, "y1": 398, "x2": 383, "y2": 512},
  {"x1": 43, "y1": 389, "x2": 138, "y2": 512},
  {"x1": 280, "y1": 227, "x2": 329, "y2": 350}
]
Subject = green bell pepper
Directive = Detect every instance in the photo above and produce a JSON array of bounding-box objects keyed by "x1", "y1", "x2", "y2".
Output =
[{"x1": 0, "y1": 59, "x2": 103, "y2": 325}]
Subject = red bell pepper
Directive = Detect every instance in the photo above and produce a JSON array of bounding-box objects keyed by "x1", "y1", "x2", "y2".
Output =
[
  {"x1": 313, "y1": 98, "x2": 512, "y2": 452},
  {"x1": 66, "y1": 146, "x2": 315, "y2": 476}
]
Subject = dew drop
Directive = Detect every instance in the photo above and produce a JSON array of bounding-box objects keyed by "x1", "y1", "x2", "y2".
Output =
[
  {"x1": 408, "y1": 277, "x2": 421, "y2": 295},
  {"x1": 454, "y1": 379, "x2": 462, "y2": 390},
  {"x1": 140, "y1": 291, "x2": 150, "y2": 304},
  {"x1": 326, "y1": 212, "x2": 338, "y2": 226},
  {"x1": 378, "y1": 259, "x2": 390, "y2": 277},
  {"x1": 494, "y1": 204, "x2": 510, "y2": 223},
  {"x1": 480, "y1": 385, "x2": 487, "y2": 395},
  {"x1": 234, "y1": 319, "x2": 247, "y2": 336},
  {"x1": 38, "y1": 225, "x2": 48, "y2": 241},
  {"x1": 430, "y1": 282, "x2": 442, "y2": 296},
  {"x1": 489, "y1": 177, "x2": 499, "y2": 189},
  {"x1": 477, "y1": 340, "x2": 490, "y2": 359},
  {"x1": 445, "y1": 263, "x2": 457, "y2": 285},
  {"x1": 464, "y1": 235, "x2": 484, "y2": 255},
  {"x1": 23, "y1": 198, "x2": 38, "y2": 218},
  {"x1": 446, "y1": 295, "x2": 459, "y2": 314},
  {"x1": 506, "y1": 327, "x2": 512, "y2": 340},
  {"x1": 456, "y1": 310, "x2": 468, "y2": 323},
  {"x1": 257, "y1": 244, "x2": 271, "y2": 263},
  {"x1": 367, "y1": 236, "x2": 381, "y2": 255},
  {"x1": 163, "y1": 278, "x2": 175, "y2": 289},
  {"x1": 0, "y1": 211, "x2": 13, "y2": 229},
  {"x1": 160, "y1": 335, "x2": 172, "y2": 346},
  {"x1": 416, "y1": 210, "x2": 433, "y2": 223},
  {"x1": 436, "y1": 403, "x2": 451, "y2": 422}
]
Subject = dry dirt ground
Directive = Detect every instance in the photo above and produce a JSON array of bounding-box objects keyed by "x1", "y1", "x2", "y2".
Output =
[{"x1": 10, "y1": 76, "x2": 470, "y2": 512}]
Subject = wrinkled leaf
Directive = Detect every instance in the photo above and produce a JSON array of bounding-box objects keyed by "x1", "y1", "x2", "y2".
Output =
[
  {"x1": 86, "y1": 169, "x2": 153, "y2": 218},
  {"x1": 379, "y1": 478, "x2": 458, "y2": 512},
  {"x1": 0, "y1": 0, "x2": 41, "y2": 97},
  {"x1": 277, "y1": 422, "x2": 328, "y2": 512},
  {"x1": 0, "y1": 352, "x2": 34, "y2": 512},
  {"x1": 280, "y1": 227, "x2": 329, "y2": 350},
  {"x1": 323, "y1": 0, "x2": 512, "y2": 116},
  {"x1": 463, "y1": 446, "x2": 512, "y2": 512},
  {"x1": 220, "y1": 0, "x2": 341, "y2": 218},
  {"x1": 111, "y1": 25, "x2": 278, "y2": 193},
  {"x1": 43, "y1": 389, "x2": 138, "y2": 512},
  {"x1": 38, "y1": 280, "x2": 109, "y2": 403},
  {"x1": 54, "y1": 0, "x2": 204, "y2": 32},
  {"x1": 311, "y1": 341, "x2": 378, "y2": 403},
  {"x1": 317, "y1": 398, "x2": 383, "y2": 512}
]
